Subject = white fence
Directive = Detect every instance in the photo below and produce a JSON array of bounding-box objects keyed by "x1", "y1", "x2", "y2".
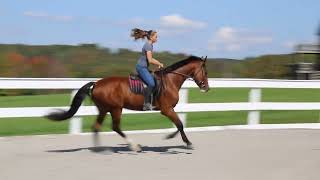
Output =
[{"x1": 1, "y1": 78, "x2": 320, "y2": 134}]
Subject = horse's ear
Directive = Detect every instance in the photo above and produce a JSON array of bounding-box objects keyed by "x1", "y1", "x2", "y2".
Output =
[{"x1": 204, "y1": 56, "x2": 207, "y2": 62}]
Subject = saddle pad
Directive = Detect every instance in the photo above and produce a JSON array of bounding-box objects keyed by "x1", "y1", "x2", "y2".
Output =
[{"x1": 128, "y1": 76, "x2": 145, "y2": 94}]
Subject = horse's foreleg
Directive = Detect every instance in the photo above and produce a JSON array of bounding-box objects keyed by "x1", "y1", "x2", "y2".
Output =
[
  {"x1": 161, "y1": 108, "x2": 192, "y2": 147},
  {"x1": 111, "y1": 108, "x2": 142, "y2": 152}
]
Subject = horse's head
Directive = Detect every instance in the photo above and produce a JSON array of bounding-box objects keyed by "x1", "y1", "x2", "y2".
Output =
[
  {"x1": 192, "y1": 56, "x2": 210, "y2": 93},
  {"x1": 157, "y1": 55, "x2": 210, "y2": 92}
]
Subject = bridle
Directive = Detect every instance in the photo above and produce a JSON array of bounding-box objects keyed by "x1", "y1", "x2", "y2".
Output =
[{"x1": 169, "y1": 56, "x2": 207, "y2": 89}]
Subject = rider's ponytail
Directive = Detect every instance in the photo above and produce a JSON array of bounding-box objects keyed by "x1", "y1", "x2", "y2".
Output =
[{"x1": 131, "y1": 28, "x2": 156, "y2": 40}]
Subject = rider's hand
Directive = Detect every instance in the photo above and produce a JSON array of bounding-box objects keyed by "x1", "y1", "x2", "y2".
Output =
[{"x1": 158, "y1": 63, "x2": 164, "y2": 69}]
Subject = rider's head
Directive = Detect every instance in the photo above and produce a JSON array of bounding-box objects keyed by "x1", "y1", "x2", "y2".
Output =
[{"x1": 131, "y1": 28, "x2": 157, "y2": 43}]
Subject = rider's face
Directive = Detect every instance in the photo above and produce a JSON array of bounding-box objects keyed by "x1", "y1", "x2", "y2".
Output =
[{"x1": 150, "y1": 33, "x2": 158, "y2": 43}]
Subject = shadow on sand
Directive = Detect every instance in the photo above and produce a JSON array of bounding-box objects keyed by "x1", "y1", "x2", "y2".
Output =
[{"x1": 46, "y1": 145, "x2": 193, "y2": 155}]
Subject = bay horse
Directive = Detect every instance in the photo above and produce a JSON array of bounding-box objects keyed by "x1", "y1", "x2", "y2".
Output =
[{"x1": 46, "y1": 55, "x2": 210, "y2": 151}]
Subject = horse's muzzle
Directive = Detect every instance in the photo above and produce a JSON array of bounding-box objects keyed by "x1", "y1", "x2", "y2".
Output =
[
  {"x1": 200, "y1": 88, "x2": 209, "y2": 93},
  {"x1": 197, "y1": 81, "x2": 209, "y2": 93},
  {"x1": 200, "y1": 86, "x2": 210, "y2": 93}
]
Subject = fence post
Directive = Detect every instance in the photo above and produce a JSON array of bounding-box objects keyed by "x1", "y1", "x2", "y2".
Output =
[
  {"x1": 178, "y1": 89, "x2": 188, "y2": 127},
  {"x1": 247, "y1": 88, "x2": 261, "y2": 125},
  {"x1": 69, "y1": 90, "x2": 82, "y2": 134}
]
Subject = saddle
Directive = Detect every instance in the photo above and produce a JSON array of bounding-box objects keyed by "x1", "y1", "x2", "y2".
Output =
[{"x1": 128, "y1": 72, "x2": 163, "y2": 98}]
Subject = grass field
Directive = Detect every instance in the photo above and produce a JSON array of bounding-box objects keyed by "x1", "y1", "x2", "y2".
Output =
[{"x1": 0, "y1": 88, "x2": 320, "y2": 136}]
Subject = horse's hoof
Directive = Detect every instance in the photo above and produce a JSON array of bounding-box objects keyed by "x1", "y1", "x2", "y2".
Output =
[
  {"x1": 129, "y1": 143, "x2": 142, "y2": 152},
  {"x1": 136, "y1": 144, "x2": 143, "y2": 152},
  {"x1": 186, "y1": 143, "x2": 194, "y2": 150}
]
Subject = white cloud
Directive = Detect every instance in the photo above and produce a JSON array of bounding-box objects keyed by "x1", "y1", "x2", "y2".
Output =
[
  {"x1": 283, "y1": 41, "x2": 297, "y2": 49},
  {"x1": 124, "y1": 14, "x2": 207, "y2": 36},
  {"x1": 208, "y1": 26, "x2": 273, "y2": 52},
  {"x1": 23, "y1": 11, "x2": 74, "y2": 22},
  {"x1": 160, "y1": 14, "x2": 207, "y2": 29},
  {"x1": 23, "y1": 12, "x2": 206, "y2": 35},
  {"x1": 215, "y1": 27, "x2": 236, "y2": 40}
]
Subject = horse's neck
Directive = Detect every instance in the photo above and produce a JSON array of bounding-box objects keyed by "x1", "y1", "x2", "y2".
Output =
[{"x1": 166, "y1": 65, "x2": 194, "y2": 91}]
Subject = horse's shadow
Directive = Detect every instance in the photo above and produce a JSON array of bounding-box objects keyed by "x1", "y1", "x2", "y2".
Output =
[{"x1": 46, "y1": 144, "x2": 193, "y2": 155}]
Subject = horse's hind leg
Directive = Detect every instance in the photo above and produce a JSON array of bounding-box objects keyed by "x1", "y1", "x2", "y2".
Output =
[
  {"x1": 92, "y1": 110, "x2": 107, "y2": 133},
  {"x1": 165, "y1": 130, "x2": 179, "y2": 139},
  {"x1": 92, "y1": 110, "x2": 107, "y2": 147},
  {"x1": 110, "y1": 108, "x2": 142, "y2": 152}
]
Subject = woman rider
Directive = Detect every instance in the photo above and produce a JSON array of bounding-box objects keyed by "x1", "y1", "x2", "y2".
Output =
[{"x1": 131, "y1": 28, "x2": 164, "y2": 111}]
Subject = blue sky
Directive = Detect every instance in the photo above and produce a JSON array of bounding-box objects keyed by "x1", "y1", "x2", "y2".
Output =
[{"x1": 0, "y1": 0, "x2": 319, "y2": 59}]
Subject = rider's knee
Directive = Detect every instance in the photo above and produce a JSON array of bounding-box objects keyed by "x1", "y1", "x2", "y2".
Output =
[{"x1": 148, "y1": 81, "x2": 155, "y2": 89}]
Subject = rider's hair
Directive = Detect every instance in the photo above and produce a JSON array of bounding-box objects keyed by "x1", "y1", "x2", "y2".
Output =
[{"x1": 131, "y1": 28, "x2": 157, "y2": 40}]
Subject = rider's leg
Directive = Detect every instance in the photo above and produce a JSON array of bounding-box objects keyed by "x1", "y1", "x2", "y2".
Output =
[{"x1": 136, "y1": 65, "x2": 155, "y2": 110}]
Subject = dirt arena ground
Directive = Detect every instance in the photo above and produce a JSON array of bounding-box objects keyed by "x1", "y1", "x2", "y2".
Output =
[{"x1": 0, "y1": 129, "x2": 319, "y2": 180}]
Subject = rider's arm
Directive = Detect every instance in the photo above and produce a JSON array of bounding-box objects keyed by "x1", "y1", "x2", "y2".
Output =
[{"x1": 146, "y1": 51, "x2": 164, "y2": 68}]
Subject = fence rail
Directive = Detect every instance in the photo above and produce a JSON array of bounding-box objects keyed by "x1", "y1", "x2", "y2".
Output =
[
  {"x1": 2, "y1": 78, "x2": 320, "y2": 89},
  {"x1": 1, "y1": 78, "x2": 320, "y2": 134}
]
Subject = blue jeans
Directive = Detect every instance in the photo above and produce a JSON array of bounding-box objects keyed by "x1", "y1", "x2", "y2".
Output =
[{"x1": 136, "y1": 65, "x2": 155, "y2": 88}]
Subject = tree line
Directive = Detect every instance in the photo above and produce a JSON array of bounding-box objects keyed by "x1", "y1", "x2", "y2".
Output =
[{"x1": 0, "y1": 43, "x2": 317, "y2": 95}]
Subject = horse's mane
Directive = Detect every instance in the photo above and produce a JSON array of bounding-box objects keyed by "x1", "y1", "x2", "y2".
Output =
[{"x1": 159, "y1": 56, "x2": 203, "y2": 74}]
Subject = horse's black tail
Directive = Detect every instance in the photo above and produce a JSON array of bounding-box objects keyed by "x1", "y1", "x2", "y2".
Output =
[{"x1": 46, "y1": 82, "x2": 95, "y2": 121}]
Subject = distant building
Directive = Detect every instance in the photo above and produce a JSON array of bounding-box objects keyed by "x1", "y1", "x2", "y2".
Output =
[
  {"x1": 290, "y1": 23, "x2": 320, "y2": 80},
  {"x1": 291, "y1": 44, "x2": 320, "y2": 80}
]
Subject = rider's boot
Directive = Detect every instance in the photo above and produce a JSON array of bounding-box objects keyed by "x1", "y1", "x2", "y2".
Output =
[{"x1": 143, "y1": 86, "x2": 154, "y2": 111}]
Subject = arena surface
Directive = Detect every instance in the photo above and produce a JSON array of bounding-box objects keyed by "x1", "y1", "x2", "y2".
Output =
[{"x1": 0, "y1": 129, "x2": 319, "y2": 180}]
